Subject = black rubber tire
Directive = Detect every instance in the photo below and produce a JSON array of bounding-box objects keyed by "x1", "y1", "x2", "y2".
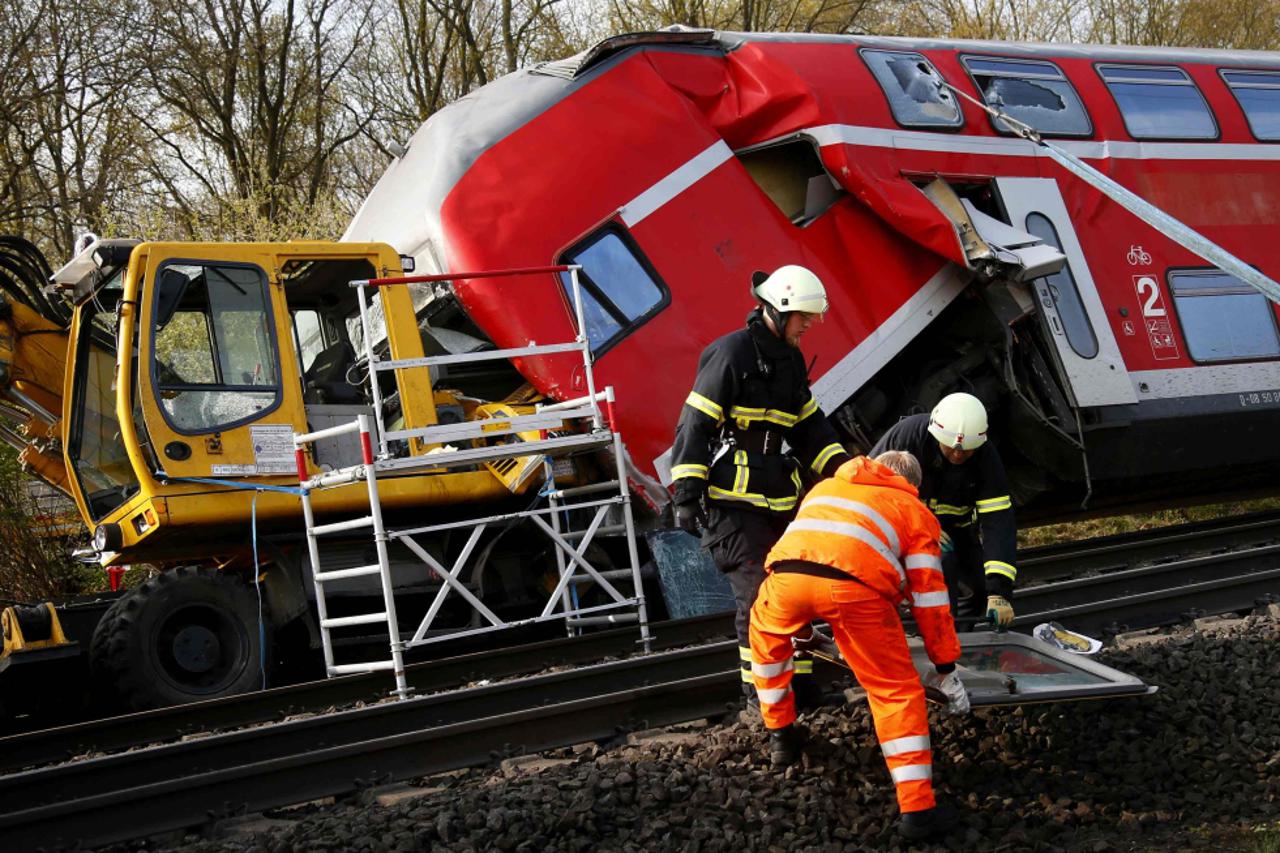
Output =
[{"x1": 89, "y1": 566, "x2": 268, "y2": 711}]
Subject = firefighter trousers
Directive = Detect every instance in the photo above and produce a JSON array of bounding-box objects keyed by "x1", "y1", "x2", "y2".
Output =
[
  {"x1": 749, "y1": 570, "x2": 936, "y2": 813},
  {"x1": 705, "y1": 507, "x2": 813, "y2": 693}
]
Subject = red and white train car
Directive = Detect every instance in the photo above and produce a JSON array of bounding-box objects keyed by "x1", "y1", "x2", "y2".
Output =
[{"x1": 345, "y1": 28, "x2": 1280, "y2": 520}]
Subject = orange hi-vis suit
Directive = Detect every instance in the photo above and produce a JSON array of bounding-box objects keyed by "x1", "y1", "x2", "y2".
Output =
[{"x1": 749, "y1": 456, "x2": 961, "y2": 814}]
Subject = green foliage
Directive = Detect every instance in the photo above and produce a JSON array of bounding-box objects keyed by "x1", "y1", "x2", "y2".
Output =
[{"x1": 0, "y1": 444, "x2": 98, "y2": 602}]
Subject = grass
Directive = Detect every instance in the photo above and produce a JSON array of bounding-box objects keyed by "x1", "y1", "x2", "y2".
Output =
[{"x1": 1018, "y1": 496, "x2": 1280, "y2": 550}]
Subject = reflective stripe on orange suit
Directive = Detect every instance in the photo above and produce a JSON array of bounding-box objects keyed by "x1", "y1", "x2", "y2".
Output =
[{"x1": 749, "y1": 456, "x2": 960, "y2": 814}]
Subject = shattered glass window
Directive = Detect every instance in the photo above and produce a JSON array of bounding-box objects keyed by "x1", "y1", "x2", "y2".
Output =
[
  {"x1": 1099, "y1": 64, "x2": 1216, "y2": 139},
  {"x1": 1222, "y1": 69, "x2": 1280, "y2": 141},
  {"x1": 1169, "y1": 269, "x2": 1280, "y2": 362},
  {"x1": 963, "y1": 56, "x2": 1091, "y2": 136},
  {"x1": 559, "y1": 228, "x2": 668, "y2": 356},
  {"x1": 861, "y1": 49, "x2": 963, "y2": 129},
  {"x1": 152, "y1": 262, "x2": 281, "y2": 433}
]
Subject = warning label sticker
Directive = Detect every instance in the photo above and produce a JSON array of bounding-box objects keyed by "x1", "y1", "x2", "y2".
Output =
[{"x1": 250, "y1": 424, "x2": 296, "y2": 474}]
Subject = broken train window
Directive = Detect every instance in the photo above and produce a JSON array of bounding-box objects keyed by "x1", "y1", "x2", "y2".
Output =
[
  {"x1": 736, "y1": 138, "x2": 845, "y2": 225},
  {"x1": 861, "y1": 49, "x2": 964, "y2": 129},
  {"x1": 963, "y1": 55, "x2": 1092, "y2": 137}
]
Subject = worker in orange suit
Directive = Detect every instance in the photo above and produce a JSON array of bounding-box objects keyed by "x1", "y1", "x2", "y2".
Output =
[{"x1": 749, "y1": 451, "x2": 968, "y2": 841}]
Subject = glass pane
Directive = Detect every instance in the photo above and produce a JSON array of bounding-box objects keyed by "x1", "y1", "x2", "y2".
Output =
[
  {"x1": 1101, "y1": 65, "x2": 1189, "y2": 84},
  {"x1": 71, "y1": 285, "x2": 140, "y2": 520},
  {"x1": 1170, "y1": 271, "x2": 1280, "y2": 362},
  {"x1": 1224, "y1": 73, "x2": 1280, "y2": 140},
  {"x1": 153, "y1": 262, "x2": 279, "y2": 432},
  {"x1": 161, "y1": 390, "x2": 278, "y2": 431},
  {"x1": 956, "y1": 645, "x2": 1109, "y2": 689},
  {"x1": 862, "y1": 50, "x2": 962, "y2": 128},
  {"x1": 560, "y1": 231, "x2": 664, "y2": 352},
  {"x1": 1024, "y1": 213, "x2": 1099, "y2": 358},
  {"x1": 966, "y1": 57, "x2": 1061, "y2": 79},
  {"x1": 966, "y1": 57, "x2": 1090, "y2": 136},
  {"x1": 1100, "y1": 66, "x2": 1216, "y2": 139},
  {"x1": 294, "y1": 310, "x2": 325, "y2": 372}
]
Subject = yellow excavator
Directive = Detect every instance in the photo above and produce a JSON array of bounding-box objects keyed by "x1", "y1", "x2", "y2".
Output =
[{"x1": 0, "y1": 236, "x2": 621, "y2": 721}]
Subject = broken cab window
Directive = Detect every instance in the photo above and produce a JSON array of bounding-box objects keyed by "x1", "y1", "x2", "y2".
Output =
[
  {"x1": 558, "y1": 227, "x2": 668, "y2": 356},
  {"x1": 861, "y1": 49, "x2": 963, "y2": 129},
  {"x1": 963, "y1": 56, "x2": 1091, "y2": 137},
  {"x1": 152, "y1": 262, "x2": 281, "y2": 433}
]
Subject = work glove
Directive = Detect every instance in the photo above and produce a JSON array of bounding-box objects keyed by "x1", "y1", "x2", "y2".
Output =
[
  {"x1": 793, "y1": 625, "x2": 839, "y2": 659},
  {"x1": 986, "y1": 595, "x2": 1015, "y2": 628},
  {"x1": 674, "y1": 500, "x2": 707, "y2": 536},
  {"x1": 939, "y1": 529, "x2": 954, "y2": 555},
  {"x1": 925, "y1": 668, "x2": 970, "y2": 716}
]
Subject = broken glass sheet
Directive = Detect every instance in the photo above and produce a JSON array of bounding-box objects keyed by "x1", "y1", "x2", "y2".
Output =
[
  {"x1": 862, "y1": 49, "x2": 963, "y2": 129},
  {"x1": 963, "y1": 56, "x2": 1091, "y2": 136},
  {"x1": 910, "y1": 631, "x2": 1153, "y2": 707}
]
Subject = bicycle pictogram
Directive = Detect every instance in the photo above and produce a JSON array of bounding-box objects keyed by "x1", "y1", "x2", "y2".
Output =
[{"x1": 1126, "y1": 245, "x2": 1152, "y2": 266}]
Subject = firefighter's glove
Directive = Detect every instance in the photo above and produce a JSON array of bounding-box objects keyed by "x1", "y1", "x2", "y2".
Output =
[
  {"x1": 986, "y1": 595, "x2": 1015, "y2": 629},
  {"x1": 926, "y1": 668, "x2": 970, "y2": 716},
  {"x1": 674, "y1": 500, "x2": 707, "y2": 536},
  {"x1": 939, "y1": 529, "x2": 954, "y2": 555}
]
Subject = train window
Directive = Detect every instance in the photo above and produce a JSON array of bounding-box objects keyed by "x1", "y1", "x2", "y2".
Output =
[
  {"x1": 1098, "y1": 65, "x2": 1217, "y2": 140},
  {"x1": 558, "y1": 226, "x2": 669, "y2": 356},
  {"x1": 861, "y1": 49, "x2": 963, "y2": 129},
  {"x1": 1024, "y1": 213, "x2": 1099, "y2": 358},
  {"x1": 962, "y1": 56, "x2": 1091, "y2": 137},
  {"x1": 1168, "y1": 269, "x2": 1280, "y2": 362},
  {"x1": 1221, "y1": 70, "x2": 1280, "y2": 141},
  {"x1": 152, "y1": 261, "x2": 282, "y2": 433}
]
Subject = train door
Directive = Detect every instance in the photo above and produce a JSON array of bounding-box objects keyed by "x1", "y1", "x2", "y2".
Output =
[{"x1": 994, "y1": 177, "x2": 1138, "y2": 408}]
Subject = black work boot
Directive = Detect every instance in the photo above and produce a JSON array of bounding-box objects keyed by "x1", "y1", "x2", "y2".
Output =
[
  {"x1": 899, "y1": 803, "x2": 958, "y2": 840},
  {"x1": 768, "y1": 724, "x2": 806, "y2": 768}
]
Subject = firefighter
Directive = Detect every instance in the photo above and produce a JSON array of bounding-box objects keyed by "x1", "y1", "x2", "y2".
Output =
[
  {"x1": 670, "y1": 264, "x2": 851, "y2": 707},
  {"x1": 749, "y1": 451, "x2": 966, "y2": 840},
  {"x1": 870, "y1": 392, "x2": 1017, "y2": 628}
]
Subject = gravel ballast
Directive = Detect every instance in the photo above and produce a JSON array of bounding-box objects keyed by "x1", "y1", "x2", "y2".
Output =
[{"x1": 147, "y1": 613, "x2": 1280, "y2": 853}]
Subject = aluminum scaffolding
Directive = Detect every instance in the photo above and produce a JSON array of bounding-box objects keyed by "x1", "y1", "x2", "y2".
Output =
[{"x1": 293, "y1": 265, "x2": 651, "y2": 698}]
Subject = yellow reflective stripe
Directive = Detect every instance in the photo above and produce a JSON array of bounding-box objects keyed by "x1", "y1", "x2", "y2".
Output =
[
  {"x1": 728, "y1": 405, "x2": 800, "y2": 428},
  {"x1": 733, "y1": 450, "x2": 749, "y2": 494},
  {"x1": 976, "y1": 495, "x2": 1012, "y2": 513},
  {"x1": 741, "y1": 668, "x2": 756, "y2": 683},
  {"x1": 811, "y1": 442, "x2": 843, "y2": 474},
  {"x1": 796, "y1": 396, "x2": 818, "y2": 423},
  {"x1": 929, "y1": 501, "x2": 973, "y2": 516},
  {"x1": 707, "y1": 486, "x2": 799, "y2": 512},
  {"x1": 792, "y1": 659, "x2": 813, "y2": 674},
  {"x1": 739, "y1": 646, "x2": 754, "y2": 661},
  {"x1": 685, "y1": 392, "x2": 724, "y2": 423},
  {"x1": 984, "y1": 560, "x2": 1017, "y2": 581},
  {"x1": 671, "y1": 463, "x2": 709, "y2": 481}
]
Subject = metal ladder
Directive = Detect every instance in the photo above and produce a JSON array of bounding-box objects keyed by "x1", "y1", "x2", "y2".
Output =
[{"x1": 293, "y1": 264, "x2": 650, "y2": 697}]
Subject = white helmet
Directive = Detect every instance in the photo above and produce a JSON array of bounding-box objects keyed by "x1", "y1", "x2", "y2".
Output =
[
  {"x1": 751, "y1": 265, "x2": 829, "y2": 315},
  {"x1": 928, "y1": 392, "x2": 988, "y2": 451}
]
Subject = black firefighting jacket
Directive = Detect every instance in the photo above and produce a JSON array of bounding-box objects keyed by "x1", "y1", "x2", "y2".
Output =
[
  {"x1": 871, "y1": 412, "x2": 1018, "y2": 598},
  {"x1": 671, "y1": 310, "x2": 849, "y2": 516}
]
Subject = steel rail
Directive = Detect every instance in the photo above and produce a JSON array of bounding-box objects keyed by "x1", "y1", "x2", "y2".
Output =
[
  {"x1": 3, "y1": 536, "x2": 1278, "y2": 849},
  {"x1": 6, "y1": 510, "x2": 1278, "y2": 773},
  {"x1": 0, "y1": 646, "x2": 742, "y2": 851},
  {"x1": 0, "y1": 612, "x2": 735, "y2": 774},
  {"x1": 1012, "y1": 542, "x2": 1280, "y2": 635}
]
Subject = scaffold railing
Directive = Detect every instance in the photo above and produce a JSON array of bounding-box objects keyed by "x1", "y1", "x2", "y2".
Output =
[{"x1": 293, "y1": 265, "x2": 650, "y2": 699}]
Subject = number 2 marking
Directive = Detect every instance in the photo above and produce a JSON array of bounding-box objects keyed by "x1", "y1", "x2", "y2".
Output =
[{"x1": 1135, "y1": 276, "x2": 1165, "y2": 317}]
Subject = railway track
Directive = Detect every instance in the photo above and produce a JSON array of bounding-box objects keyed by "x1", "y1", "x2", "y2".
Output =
[{"x1": 2, "y1": 514, "x2": 1279, "y2": 850}]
